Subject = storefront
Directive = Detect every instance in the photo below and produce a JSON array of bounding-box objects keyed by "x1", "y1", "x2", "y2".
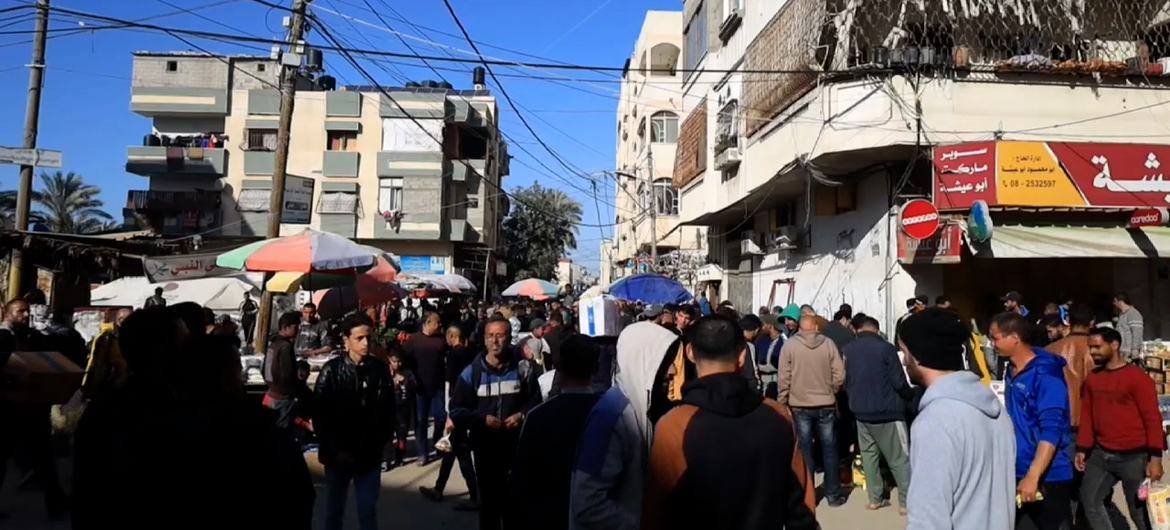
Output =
[{"x1": 919, "y1": 141, "x2": 1170, "y2": 335}]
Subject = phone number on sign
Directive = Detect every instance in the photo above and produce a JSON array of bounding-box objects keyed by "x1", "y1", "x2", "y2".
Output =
[{"x1": 1002, "y1": 179, "x2": 1055, "y2": 189}]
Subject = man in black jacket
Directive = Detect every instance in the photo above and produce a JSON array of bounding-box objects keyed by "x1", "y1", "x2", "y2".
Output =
[
  {"x1": 450, "y1": 316, "x2": 540, "y2": 530},
  {"x1": 842, "y1": 316, "x2": 914, "y2": 512},
  {"x1": 314, "y1": 314, "x2": 395, "y2": 530},
  {"x1": 508, "y1": 334, "x2": 601, "y2": 530},
  {"x1": 264, "y1": 311, "x2": 302, "y2": 430},
  {"x1": 404, "y1": 311, "x2": 447, "y2": 465}
]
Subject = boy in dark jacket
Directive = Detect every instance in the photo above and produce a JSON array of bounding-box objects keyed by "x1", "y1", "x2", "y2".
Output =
[
  {"x1": 843, "y1": 316, "x2": 914, "y2": 512},
  {"x1": 384, "y1": 350, "x2": 417, "y2": 470}
]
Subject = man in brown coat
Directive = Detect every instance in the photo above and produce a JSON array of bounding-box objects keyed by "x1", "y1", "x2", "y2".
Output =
[
  {"x1": 1044, "y1": 304, "x2": 1095, "y2": 457},
  {"x1": 778, "y1": 315, "x2": 847, "y2": 506}
]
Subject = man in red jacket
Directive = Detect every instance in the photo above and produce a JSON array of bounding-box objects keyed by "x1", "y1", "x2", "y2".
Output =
[{"x1": 1076, "y1": 327, "x2": 1165, "y2": 530}]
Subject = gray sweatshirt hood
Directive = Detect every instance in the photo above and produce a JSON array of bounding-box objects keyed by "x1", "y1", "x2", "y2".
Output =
[
  {"x1": 919, "y1": 371, "x2": 1003, "y2": 419},
  {"x1": 791, "y1": 331, "x2": 827, "y2": 349}
]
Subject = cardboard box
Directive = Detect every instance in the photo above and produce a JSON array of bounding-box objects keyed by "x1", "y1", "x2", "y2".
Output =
[
  {"x1": 578, "y1": 296, "x2": 624, "y2": 337},
  {"x1": 1149, "y1": 357, "x2": 1166, "y2": 371},
  {"x1": 3, "y1": 351, "x2": 82, "y2": 405}
]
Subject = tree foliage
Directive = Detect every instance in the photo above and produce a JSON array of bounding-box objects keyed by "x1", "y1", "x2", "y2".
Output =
[
  {"x1": 30, "y1": 171, "x2": 114, "y2": 234},
  {"x1": 502, "y1": 183, "x2": 582, "y2": 282}
]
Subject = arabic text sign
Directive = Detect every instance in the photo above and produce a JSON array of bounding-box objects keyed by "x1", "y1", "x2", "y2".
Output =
[
  {"x1": 898, "y1": 223, "x2": 962, "y2": 265},
  {"x1": 935, "y1": 141, "x2": 1170, "y2": 210},
  {"x1": 142, "y1": 253, "x2": 232, "y2": 282},
  {"x1": 0, "y1": 147, "x2": 62, "y2": 168},
  {"x1": 996, "y1": 142, "x2": 1086, "y2": 207},
  {"x1": 399, "y1": 255, "x2": 447, "y2": 275},
  {"x1": 933, "y1": 142, "x2": 998, "y2": 209},
  {"x1": 282, "y1": 175, "x2": 314, "y2": 224}
]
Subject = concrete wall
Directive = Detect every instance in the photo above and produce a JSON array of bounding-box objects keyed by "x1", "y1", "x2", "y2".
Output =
[{"x1": 132, "y1": 55, "x2": 229, "y2": 89}]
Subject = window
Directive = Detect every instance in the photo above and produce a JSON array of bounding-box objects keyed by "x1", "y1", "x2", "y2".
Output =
[
  {"x1": 247, "y1": 129, "x2": 278, "y2": 151},
  {"x1": 256, "y1": 63, "x2": 266, "y2": 72},
  {"x1": 165, "y1": 60, "x2": 178, "y2": 72},
  {"x1": 327, "y1": 131, "x2": 358, "y2": 151},
  {"x1": 715, "y1": 100, "x2": 739, "y2": 153},
  {"x1": 237, "y1": 189, "x2": 270, "y2": 211},
  {"x1": 379, "y1": 177, "x2": 404, "y2": 212},
  {"x1": 653, "y1": 180, "x2": 679, "y2": 216},
  {"x1": 683, "y1": 2, "x2": 708, "y2": 77},
  {"x1": 650, "y1": 112, "x2": 678, "y2": 143},
  {"x1": 468, "y1": 196, "x2": 480, "y2": 208},
  {"x1": 769, "y1": 202, "x2": 797, "y2": 229},
  {"x1": 814, "y1": 181, "x2": 858, "y2": 216},
  {"x1": 318, "y1": 191, "x2": 360, "y2": 214}
]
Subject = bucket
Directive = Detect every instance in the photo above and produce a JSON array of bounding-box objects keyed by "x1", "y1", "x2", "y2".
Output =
[{"x1": 1148, "y1": 482, "x2": 1170, "y2": 530}]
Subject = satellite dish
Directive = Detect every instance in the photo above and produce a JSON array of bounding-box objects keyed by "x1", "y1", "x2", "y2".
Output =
[{"x1": 968, "y1": 200, "x2": 994, "y2": 242}]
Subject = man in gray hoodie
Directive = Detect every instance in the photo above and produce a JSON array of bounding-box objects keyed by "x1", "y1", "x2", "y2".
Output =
[
  {"x1": 898, "y1": 308, "x2": 1015, "y2": 530},
  {"x1": 778, "y1": 315, "x2": 847, "y2": 506}
]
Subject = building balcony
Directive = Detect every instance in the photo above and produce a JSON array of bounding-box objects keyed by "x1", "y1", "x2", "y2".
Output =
[
  {"x1": 322, "y1": 151, "x2": 360, "y2": 177},
  {"x1": 447, "y1": 158, "x2": 485, "y2": 182},
  {"x1": 376, "y1": 151, "x2": 443, "y2": 178},
  {"x1": 126, "y1": 189, "x2": 221, "y2": 211},
  {"x1": 244, "y1": 150, "x2": 276, "y2": 175},
  {"x1": 130, "y1": 86, "x2": 228, "y2": 117},
  {"x1": 126, "y1": 147, "x2": 226, "y2": 176},
  {"x1": 125, "y1": 189, "x2": 222, "y2": 235},
  {"x1": 446, "y1": 99, "x2": 492, "y2": 127}
]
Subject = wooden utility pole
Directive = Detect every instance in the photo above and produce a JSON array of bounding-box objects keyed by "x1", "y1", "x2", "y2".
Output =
[
  {"x1": 7, "y1": 0, "x2": 49, "y2": 302},
  {"x1": 254, "y1": 0, "x2": 308, "y2": 354}
]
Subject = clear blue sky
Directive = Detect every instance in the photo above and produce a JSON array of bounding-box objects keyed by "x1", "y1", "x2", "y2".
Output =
[{"x1": 0, "y1": 0, "x2": 680, "y2": 273}]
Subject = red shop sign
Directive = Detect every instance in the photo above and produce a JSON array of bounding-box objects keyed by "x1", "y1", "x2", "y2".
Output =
[
  {"x1": 898, "y1": 223, "x2": 962, "y2": 265},
  {"x1": 1128, "y1": 208, "x2": 1170, "y2": 228},
  {"x1": 900, "y1": 199, "x2": 941, "y2": 240},
  {"x1": 1050, "y1": 143, "x2": 1170, "y2": 208}
]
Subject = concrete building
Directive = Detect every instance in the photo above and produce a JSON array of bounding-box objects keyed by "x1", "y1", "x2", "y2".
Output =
[
  {"x1": 555, "y1": 257, "x2": 593, "y2": 293},
  {"x1": 611, "y1": 11, "x2": 707, "y2": 288},
  {"x1": 124, "y1": 52, "x2": 508, "y2": 287},
  {"x1": 674, "y1": 0, "x2": 1170, "y2": 336}
]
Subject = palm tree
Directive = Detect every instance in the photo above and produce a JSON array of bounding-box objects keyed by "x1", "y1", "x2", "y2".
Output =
[
  {"x1": 31, "y1": 171, "x2": 113, "y2": 234},
  {"x1": 502, "y1": 183, "x2": 583, "y2": 280}
]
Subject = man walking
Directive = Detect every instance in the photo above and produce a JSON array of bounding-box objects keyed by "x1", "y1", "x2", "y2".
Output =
[
  {"x1": 642, "y1": 316, "x2": 817, "y2": 530},
  {"x1": 508, "y1": 335, "x2": 602, "y2": 530},
  {"x1": 1114, "y1": 293, "x2": 1144, "y2": 359},
  {"x1": 823, "y1": 304, "x2": 855, "y2": 351},
  {"x1": 263, "y1": 311, "x2": 302, "y2": 430},
  {"x1": 239, "y1": 292, "x2": 259, "y2": 347},
  {"x1": 898, "y1": 308, "x2": 1015, "y2": 530},
  {"x1": 405, "y1": 312, "x2": 447, "y2": 465},
  {"x1": 419, "y1": 325, "x2": 479, "y2": 509},
  {"x1": 144, "y1": 286, "x2": 167, "y2": 308},
  {"x1": 778, "y1": 315, "x2": 847, "y2": 506},
  {"x1": 1044, "y1": 304, "x2": 1096, "y2": 454},
  {"x1": 450, "y1": 316, "x2": 540, "y2": 530},
  {"x1": 842, "y1": 316, "x2": 913, "y2": 513},
  {"x1": 992, "y1": 312, "x2": 1073, "y2": 530},
  {"x1": 313, "y1": 314, "x2": 395, "y2": 530},
  {"x1": 1076, "y1": 327, "x2": 1164, "y2": 530}
]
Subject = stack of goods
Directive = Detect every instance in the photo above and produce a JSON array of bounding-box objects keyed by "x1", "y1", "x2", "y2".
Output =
[{"x1": 1143, "y1": 341, "x2": 1170, "y2": 395}]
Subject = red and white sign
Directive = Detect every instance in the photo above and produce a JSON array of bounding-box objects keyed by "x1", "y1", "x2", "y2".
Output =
[
  {"x1": 1128, "y1": 208, "x2": 1170, "y2": 228},
  {"x1": 900, "y1": 199, "x2": 941, "y2": 240},
  {"x1": 898, "y1": 223, "x2": 962, "y2": 264}
]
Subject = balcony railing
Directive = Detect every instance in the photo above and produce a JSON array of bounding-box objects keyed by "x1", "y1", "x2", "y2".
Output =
[
  {"x1": 126, "y1": 190, "x2": 221, "y2": 211},
  {"x1": 126, "y1": 146, "x2": 226, "y2": 176}
]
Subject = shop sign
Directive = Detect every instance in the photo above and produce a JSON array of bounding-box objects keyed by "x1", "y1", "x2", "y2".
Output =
[
  {"x1": 898, "y1": 223, "x2": 962, "y2": 264},
  {"x1": 399, "y1": 255, "x2": 447, "y2": 275},
  {"x1": 934, "y1": 141, "x2": 1170, "y2": 210},
  {"x1": 281, "y1": 175, "x2": 314, "y2": 224},
  {"x1": 1129, "y1": 208, "x2": 1170, "y2": 228},
  {"x1": 899, "y1": 199, "x2": 941, "y2": 240},
  {"x1": 142, "y1": 253, "x2": 231, "y2": 282}
]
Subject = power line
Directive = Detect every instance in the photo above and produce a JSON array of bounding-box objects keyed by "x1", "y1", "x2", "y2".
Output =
[{"x1": 307, "y1": 11, "x2": 618, "y2": 229}]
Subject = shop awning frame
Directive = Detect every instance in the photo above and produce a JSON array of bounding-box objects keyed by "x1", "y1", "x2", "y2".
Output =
[{"x1": 973, "y1": 225, "x2": 1170, "y2": 259}]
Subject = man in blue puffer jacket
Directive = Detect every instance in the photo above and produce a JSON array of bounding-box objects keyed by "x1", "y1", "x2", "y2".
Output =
[{"x1": 992, "y1": 312, "x2": 1073, "y2": 530}]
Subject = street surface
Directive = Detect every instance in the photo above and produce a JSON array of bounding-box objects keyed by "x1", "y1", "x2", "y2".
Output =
[{"x1": 0, "y1": 453, "x2": 1149, "y2": 529}]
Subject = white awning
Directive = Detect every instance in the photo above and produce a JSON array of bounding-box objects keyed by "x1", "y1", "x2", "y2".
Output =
[{"x1": 980, "y1": 225, "x2": 1170, "y2": 258}]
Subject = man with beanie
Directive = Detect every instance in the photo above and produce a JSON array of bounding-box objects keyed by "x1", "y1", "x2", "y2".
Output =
[
  {"x1": 778, "y1": 315, "x2": 847, "y2": 507},
  {"x1": 899, "y1": 308, "x2": 1015, "y2": 530},
  {"x1": 992, "y1": 312, "x2": 1073, "y2": 530}
]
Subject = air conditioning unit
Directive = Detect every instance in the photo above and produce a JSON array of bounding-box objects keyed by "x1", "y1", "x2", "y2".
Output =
[
  {"x1": 740, "y1": 230, "x2": 764, "y2": 255},
  {"x1": 770, "y1": 225, "x2": 801, "y2": 251}
]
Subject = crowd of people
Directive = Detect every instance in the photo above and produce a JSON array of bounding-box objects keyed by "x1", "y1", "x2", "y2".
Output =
[{"x1": 0, "y1": 284, "x2": 1163, "y2": 530}]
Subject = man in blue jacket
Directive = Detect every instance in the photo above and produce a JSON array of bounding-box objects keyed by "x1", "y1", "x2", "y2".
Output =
[
  {"x1": 843, "y1": 316, "x2": 914, "y2": 513},
  {"x1": 991, "y1": 311, "x2": 1073, "y2": 530},
  {"x1": 449, "y1": 316, "x2": 541, "y2": 530}
]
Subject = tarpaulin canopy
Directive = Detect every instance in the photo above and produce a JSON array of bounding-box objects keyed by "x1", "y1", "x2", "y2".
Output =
[
  {"x1": 978, "y1": 225, "x2": 1170, "y2": 259},
  {"x1": 90, "y1": 274, "x2": 262, "y2": 312}
]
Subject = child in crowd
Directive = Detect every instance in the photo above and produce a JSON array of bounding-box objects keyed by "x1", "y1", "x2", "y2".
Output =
[{"x1": 384, "y1": 350, "x2": 417, "y2": 471}]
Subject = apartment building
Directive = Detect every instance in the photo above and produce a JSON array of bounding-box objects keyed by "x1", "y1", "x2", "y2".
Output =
[
  {"x1": 675, "y1": 0, "x2": 1170, "y2": 334},
  {"x1": 611, "y1": 11, "x2": 707, "y2": 288},
  {"x1": 125, "y1": 52, "x2": 508, "y2": 285}
]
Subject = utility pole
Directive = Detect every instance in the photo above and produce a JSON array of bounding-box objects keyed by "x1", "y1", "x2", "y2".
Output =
[
  {"x1": 647, "y1": 148, "x2": 658, "y2": 269},
  {"x1": 255, "y1": 0, "x2": 308, "y2": 354},
  {"x1": 7, "y1": 0, "x2": 48, "y2": 302}
]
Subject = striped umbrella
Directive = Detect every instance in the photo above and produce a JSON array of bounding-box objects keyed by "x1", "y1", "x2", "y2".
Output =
[
  {"x1": 216, "y1": 229, "x2": 376, "y2": 273},
  {"x1": 501, "y1": 278, "x2": 560, "y2": 300}
]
